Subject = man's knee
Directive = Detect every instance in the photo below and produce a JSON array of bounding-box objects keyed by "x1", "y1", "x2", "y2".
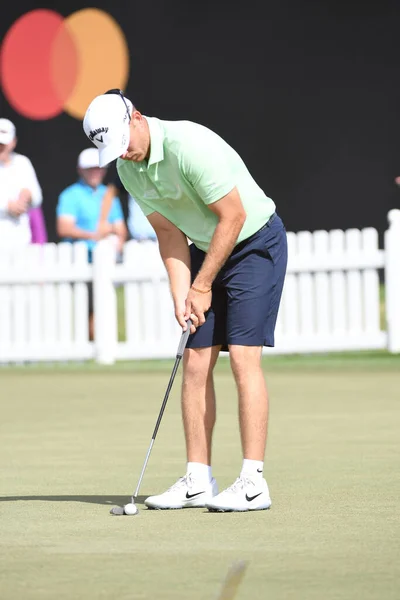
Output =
[
  {"x1": 183, "y1": 346, "x2": 219, "y2": 384},
  {"x1": 229, "y1": 345, "x2": 263, "y2": 379}
]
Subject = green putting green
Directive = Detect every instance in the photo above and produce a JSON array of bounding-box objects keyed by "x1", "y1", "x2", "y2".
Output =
[{"x1": 0, "y1": 354, "x2": 399, "y2": 599}]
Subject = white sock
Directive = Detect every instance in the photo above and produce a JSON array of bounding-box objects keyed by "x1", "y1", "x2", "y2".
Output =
[
  {"x1": 186, "y1": 462, "x2": 212, "y2": 483},
  {"x1": 240, "y1": 459, "x2": 264, "y2": 479}
]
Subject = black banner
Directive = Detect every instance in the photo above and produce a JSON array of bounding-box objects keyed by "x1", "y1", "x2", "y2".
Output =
[{"x1": 1, "y1": 0, "x2": 399, "y2": 241}]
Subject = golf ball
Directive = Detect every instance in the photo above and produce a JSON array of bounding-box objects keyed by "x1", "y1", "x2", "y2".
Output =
[{"x1": 124, "y1": 503, "x2": 138, "y2": 515}]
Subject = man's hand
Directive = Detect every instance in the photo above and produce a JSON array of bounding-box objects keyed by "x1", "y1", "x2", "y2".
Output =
[
  {"x1": 184, "y1": 287, "x2": 212, "y2": 331},
  {"x1": 96, "y1": 220, "x2": 114, "y2": 239},
  {"x1": 174, "y1": 298, "x2": 196, "y2": 333},
  {"x1": 57, "y1": 216, "x2": 99, "y2": 241},
  {"x1": 7, "y1": 197, "x2": 30, "y2": 217}
]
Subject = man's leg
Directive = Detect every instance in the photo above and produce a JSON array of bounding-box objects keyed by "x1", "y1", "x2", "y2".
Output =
[
  {"x1": 205, "y1": 217, "x2": 288, "y2": 512},
  {"x1": 181, "y1": 345, "x2": 221, "y2": 465},
  {"x1": 206, "y1": 343, "x2": 271, "y2": 512},
  {"x1": 144, "y1": 344, "x2": 221, "y2": 510},
  {"x1": 228, "y1": 345, "x2": 267, "y2": 460},
  {"x1": 145, "y1": 241, "x2": 228, "y2": 510}
]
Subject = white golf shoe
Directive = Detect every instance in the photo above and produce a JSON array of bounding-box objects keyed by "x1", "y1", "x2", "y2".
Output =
[
  {"x1": 206, "y1": 476, "x2": 271, "y2": 512},
  {"x1": 144, "y1": 474, "x2": 218, "y2": 509}
]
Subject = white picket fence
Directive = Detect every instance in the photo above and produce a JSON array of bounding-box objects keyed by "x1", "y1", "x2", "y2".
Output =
[
  {"x1": 0, "y1": 243, "x2": 93, "y2": 362},
  {"x1": 1, "y1": 209, "x2": 400, "y2": 364}
]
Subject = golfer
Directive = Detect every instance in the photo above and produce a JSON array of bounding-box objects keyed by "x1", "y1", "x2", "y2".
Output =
[{"x1": 83, "y1": 90, "x2": 288, "y2": 512}]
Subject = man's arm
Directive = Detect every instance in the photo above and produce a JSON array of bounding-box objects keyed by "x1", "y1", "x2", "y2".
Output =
[
  {"x1": 18, "y1": 188, "x2": 32, "y2": 205},
  {"x1": 7, "y1": 187, "x2": 34, "y2": 217},
  {"x1": 21, "y1": 157, "x2": 42, "y2": 208},
  {"x1": 7, "y1": 191, "x2": 30, "y2": 217},
  {"x1": 179, "y1": 128, "x2": 248, "y2": 324},
  {"x1": 192, "y1": 186, "x2": 246, "y2": 290},
  {"x1": 97, "y1": 183, "x2": 117, "y2": 237},
  {"x1": 112, "y1": 219, "x2": 128, "y2": 253},
  {"x1": 147, "y1": 211, "x2": 193, "y2": 332},
  {"x1": 184, "y1": 187, "x2": 246, "y2": 326},
  {"x1": 56, "y1": 216, "x2": 95, "y2": 241}
]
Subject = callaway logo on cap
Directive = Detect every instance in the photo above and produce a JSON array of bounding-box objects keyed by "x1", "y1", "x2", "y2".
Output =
[
  {"x1": 88, "y1": 127, "x2": 109, "y2": 143},
  {"x1": 83, "y1": 92, "x2": 132, "y2": 167}
]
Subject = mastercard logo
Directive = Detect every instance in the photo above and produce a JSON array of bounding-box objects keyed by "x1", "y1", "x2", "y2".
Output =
[{"x1": 0, "y1": 8, "x2": 129, "y2": 121}]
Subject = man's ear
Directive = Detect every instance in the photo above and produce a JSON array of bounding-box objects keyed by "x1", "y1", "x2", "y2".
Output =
[{"x1": 131, "y1": 110, "x2": 144, "y2": 124}]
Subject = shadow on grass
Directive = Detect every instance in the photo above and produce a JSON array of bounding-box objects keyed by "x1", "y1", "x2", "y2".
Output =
[{"x1": 0, "y1": 495, "x2": 149, "y2": 506}]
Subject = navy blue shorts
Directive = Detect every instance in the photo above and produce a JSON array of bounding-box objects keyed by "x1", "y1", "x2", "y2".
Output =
[{"x1": 187, "y1": 213, "x2": 288, "y2": 351}]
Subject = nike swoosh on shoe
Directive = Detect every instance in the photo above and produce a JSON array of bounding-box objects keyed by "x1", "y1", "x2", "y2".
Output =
[
  {"x1": 185, "y1": 491, "x2": 205, "y2": 499},
  {"x1": 245, "y1": 492, "x2": 263, "y2": 502}
]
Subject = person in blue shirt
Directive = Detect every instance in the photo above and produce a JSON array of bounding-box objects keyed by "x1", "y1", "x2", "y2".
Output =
[
  {"x1": 56, "y1": 148, "x2": 127, "y2": 258},
  {"x1": 56, "y1": 148, "x2": 127, "y2": 338}
]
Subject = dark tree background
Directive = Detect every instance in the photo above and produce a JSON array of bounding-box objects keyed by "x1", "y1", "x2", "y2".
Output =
[{"x1": 1, "y1": 0, "x2": 399, "y2": 241}]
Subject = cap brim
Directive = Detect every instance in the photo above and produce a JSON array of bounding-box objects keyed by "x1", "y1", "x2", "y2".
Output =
[
  {"x1": 78, "y1": 162, "x2": 100, "y2": 169},
  {"x1": 98, "y1": 136, "x2": 129, "y2": 167},
  {"x1": 0, "y1": 133, "x2": 13, "y2": 145}
]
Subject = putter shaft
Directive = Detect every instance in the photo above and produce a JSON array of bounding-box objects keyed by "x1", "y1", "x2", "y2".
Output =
[{"x1": 130, "y1": 321, "x2": 191, "y2": 503}]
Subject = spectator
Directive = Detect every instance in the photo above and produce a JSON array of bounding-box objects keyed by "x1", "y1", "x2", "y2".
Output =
[
  {"x1": 0, "y1": 118, "x2": 43, "y2": 249},
  {"x1": 56, "y1": 148, "x2": 127, "y2": 339},
  {"x1": 97, "y1": 171, "x2": 157, "y2": 242}
]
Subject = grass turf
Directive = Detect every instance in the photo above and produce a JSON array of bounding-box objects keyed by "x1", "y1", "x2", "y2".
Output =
[{"x1": 0, "y1": 355, "x2": 399, "y2": 599}]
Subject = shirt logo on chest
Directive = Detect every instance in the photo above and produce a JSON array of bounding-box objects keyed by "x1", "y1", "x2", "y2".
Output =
[
  {"x1": 160, "y1": 182, "x2": 182, "y2": 200},
  {"x1": 143, "y1": 189, "x2": 159, "y2": 200}
]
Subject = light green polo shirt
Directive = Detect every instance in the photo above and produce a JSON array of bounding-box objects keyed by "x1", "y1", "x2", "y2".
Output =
[{"x1": 117, "y1": 117, "x2": 275, "y2": 252}]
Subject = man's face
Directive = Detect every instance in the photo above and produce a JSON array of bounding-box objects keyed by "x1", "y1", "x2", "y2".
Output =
[
  {"x1": 79, "y1": 166, "x2": 106, "y2": 188},
  {"x1": 120, "y1": 111, "x2": 150, "y2": 162},
  {"x1": 0, "y1": 139, "x2": 16, "y2": 163}
]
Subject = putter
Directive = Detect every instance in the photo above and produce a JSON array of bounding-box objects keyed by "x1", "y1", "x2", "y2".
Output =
[{"x1": 110, "y1": 319, "x2": 193, "y2": 515}]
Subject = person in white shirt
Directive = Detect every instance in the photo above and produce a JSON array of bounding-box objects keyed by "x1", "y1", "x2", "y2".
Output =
[{"x1": 0, "y1": 118, "x2": 43, "y2": 249}]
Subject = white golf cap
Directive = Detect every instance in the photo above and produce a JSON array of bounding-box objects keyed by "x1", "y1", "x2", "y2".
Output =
[
  {"x1": 83, "y1": 93, "x2": 132, "y2": 167},
  {"x1": 0, "y1": 118, "x2": 16, "y2": 145},
  {"x1": 77, "y1": 148, "x2": 100, "y2": 169}
]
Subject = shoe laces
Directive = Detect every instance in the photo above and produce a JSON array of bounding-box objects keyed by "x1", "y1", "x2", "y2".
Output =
[
  {"x1": 225, "y1": 476, "x2": 256, "y2": 494},
  {"x1": 167, "y1": 474, "x2": 194, "y2": 492}
]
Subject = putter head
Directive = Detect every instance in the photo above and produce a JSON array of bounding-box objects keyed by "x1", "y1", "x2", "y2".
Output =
[
  {"x1": 110, "y1": 501, "x2": 138, "y2": 516},
  {"x1": 110, "y1": 505, "x2": 125, "y2": 515}
]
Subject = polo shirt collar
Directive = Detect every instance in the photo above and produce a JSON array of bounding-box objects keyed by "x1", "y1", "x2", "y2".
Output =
[
  {"x1": 145, "y1": 117, "x2": 164, "y2": 166},
  {"x1": 78, "y1": 178, "x2": 100, "y2": 193}
]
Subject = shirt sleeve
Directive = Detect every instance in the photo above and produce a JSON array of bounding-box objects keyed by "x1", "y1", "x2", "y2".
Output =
[
  {"x1": 180, "y1": 130, "x2": 236, "y2": 205},
  {"x1": 133, "y1": 198, "x2": 155, "y2": 217},
  {"x1": 21, "y1": 156, "x2": 43, "y2": 207},
  {"x1": 56, "y1": 189, "x2": 78, "y2": 220},
  {"x1": 108, "y1": 197, "x2": 124, "y2": 223}
]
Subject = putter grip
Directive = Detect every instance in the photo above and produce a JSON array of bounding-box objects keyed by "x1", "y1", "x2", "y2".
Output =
[{"x1": 177, "y1": 319, "x2": 192, "y2": 357}]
